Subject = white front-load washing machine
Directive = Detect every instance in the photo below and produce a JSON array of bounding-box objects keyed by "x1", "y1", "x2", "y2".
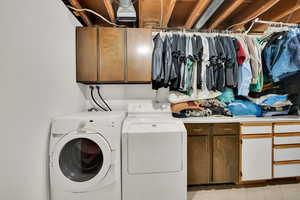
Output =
[
  {"x1": 49, "y1": 112, "x2": 125, "y2": 200},
  {"x1": 122, "y1": 102, "x2": 187, "y2": 200}
]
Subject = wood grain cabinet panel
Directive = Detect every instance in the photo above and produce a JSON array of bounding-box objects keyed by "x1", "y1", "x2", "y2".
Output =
[
  {"x1": 187, "y1": 135, "x2": 210, "y2": 185},
  {"x1": 213, "y1": 123, "x2": 239, "y2": 135},
  {"x1": 186, "y1": 123, "x2": 239, "y2": 185},
  {"x1": 76, "y1": 27, "x2": 98, "y2": 82},
  {"x1": 126, "y1": 28, "x2": 153, "y2": 82},
  {"x1": 98, "y1": 28, "x2": 125, "y2": 82},
  {"x1": 186, "y1": 124, "x2": 211, "y2": 136},
  {"x1": 212, "y1": 135, "x2": 239, "y2": 183}
]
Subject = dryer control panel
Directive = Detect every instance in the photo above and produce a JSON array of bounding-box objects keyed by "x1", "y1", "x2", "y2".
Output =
[{"x1": 127, "y1": 102, "x2": 171, "y2": 116}]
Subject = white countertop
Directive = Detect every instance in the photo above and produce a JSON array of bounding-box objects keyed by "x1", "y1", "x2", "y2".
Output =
[{"x1": 178, "y1": 115, "x2": 300, "y2": 123}]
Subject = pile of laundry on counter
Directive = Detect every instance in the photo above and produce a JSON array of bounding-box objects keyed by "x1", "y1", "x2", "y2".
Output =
[
  {"x1": 171, "y1": 99, "x2": 231, "y2": 118},
  {"x1": 151, "y1": 29, "x2": 300, "y2": 118}
]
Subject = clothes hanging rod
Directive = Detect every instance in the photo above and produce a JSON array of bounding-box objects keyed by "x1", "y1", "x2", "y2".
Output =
[
  {"x1": 151, "y1": 26, "x2": 263, "y2": 34},
  {"x1": 253, "y1": 18, "x2": 299, "y2": 27}
]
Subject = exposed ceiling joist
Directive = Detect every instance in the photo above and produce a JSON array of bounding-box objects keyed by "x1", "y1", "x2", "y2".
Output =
[
  {"x1": 103, "y1": 0, "x2": 116, "y2": 23},
  {"x1": 230, "y1": 0, "x2": 280, "y2": 30},
  {"x1": 208, "y1": 0, "x2": 245, "y2": 29},
  {"x1": 163, "y1": 0, "x2": 177, "y2": 26},
  {"x1": 253, "y1": 0, "x2": 300, "y2": 31},
  {"x1": 184, "y1": 0, "x2": 212, "y2": 28},
  {"x1": 69, "y1": 0, "x2": 92, "y2": 26},
  {"x1": 281, "y1": 9, "x2": 300, "y2": 24},
  {"x1": 139, "y1": 0, "x2": 161, "y2": 28},
  {"x1": 266, "y1": 5, "x2": 300, "y2": 22}
]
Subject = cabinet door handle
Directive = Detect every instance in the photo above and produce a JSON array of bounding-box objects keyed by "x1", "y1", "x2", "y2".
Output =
[{"x1": 193, "y1": 128, "x2": 203, "y2": 132}]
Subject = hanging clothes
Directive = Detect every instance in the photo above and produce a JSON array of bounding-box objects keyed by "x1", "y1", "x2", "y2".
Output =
[
  {"x1": 262, "y1": 29, "x2": 300, "y2": 82},
  {"x1": 214, "y1": 36, "x2": 226, "y2": 92},
  {"x1": 163, "y1": 34, "x2": 177, "y2": 88},
  {"x1": 236, "y1": 36, "x2": 252, "y2": 96},
  {"x1": 152, "y1": 33, "x2": 164, "y2": 90},
  {"x1": 152, "y1": 32, "x2": 265, "y2": 96},
  {"x1": 170, "y1": 34, "x2": 181, "y2": 90},
  {"x1": 180, "y1": 35, "x2": 194, "y2": 95},
  {"x1": 193, "y1": 35, "x2": 203, "y2": 90}
]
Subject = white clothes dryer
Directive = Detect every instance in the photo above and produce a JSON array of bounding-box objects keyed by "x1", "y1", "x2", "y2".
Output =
[
  {"x1": 122, "y1": 102, "x2": 187, "y2": 200},
  {"x1": 49, "y1": 112, "x2": 125, "y2": 200}
]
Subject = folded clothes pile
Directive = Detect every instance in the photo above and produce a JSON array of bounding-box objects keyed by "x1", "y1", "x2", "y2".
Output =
[
  {"x1": 171, "y1": 99, "x2": 231, "y2": 118},
  {"x1": 227, "y1": 94, "x2": 293, "y2": 117},
  {"x1": 247, "y1": 94, "x2": 292, "y2": 117}
]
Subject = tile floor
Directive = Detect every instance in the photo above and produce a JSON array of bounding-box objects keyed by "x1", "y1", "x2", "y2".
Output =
[{"x1": 188, "y1": 183, "x2": 300, "y2": 200}]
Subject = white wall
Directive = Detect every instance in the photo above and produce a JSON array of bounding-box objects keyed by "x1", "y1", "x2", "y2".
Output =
[
  {"x1": 0, "y1": 0, "x2": 86, "y2": 200},
  {"x1": 83, "y1": 84, "x2": 169, "y2": 110}
]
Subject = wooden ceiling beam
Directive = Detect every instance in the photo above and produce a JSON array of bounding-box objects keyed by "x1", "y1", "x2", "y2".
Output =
[
  {"x1": 103, "y1": 0, "x2": 116, "y2": 23},
  {"x1": 253, "y1": 0, "x2": 300, "y2": 31},
  {"x1": 208, "y1": 0, "x2": 245, "y2": 29},
  {"x1": 69, "y1": 0, "x2": 93, "y2": 26},
  {"x1": 230, "y1": 0, "x2": 280, "y2": 30},
  {"x1": 163, "y1": 0, "x2": 177, "y2": 26},
  {"x1": 184, "y1": 0, "x2": 212, "y2": 28},
  {"x1": 282, "y1": 9, "x2": 300, "y2": 23},
  {"x1": 139, "y1": 0, "x2": 161, "y2": 28}
]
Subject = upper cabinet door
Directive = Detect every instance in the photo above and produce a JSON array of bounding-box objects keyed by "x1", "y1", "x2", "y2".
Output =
[
  {"x1": 99, "y1": 28, "x2": 126, "y2": 82},
  {"x1": 76, "y1": 27, "x2": 98, "y2": 82},
  {"x1": 126, "y1": 28, "x2": 153, "y2": 82}
]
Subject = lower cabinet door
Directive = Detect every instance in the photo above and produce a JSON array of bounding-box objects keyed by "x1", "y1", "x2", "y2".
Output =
[
  {"x1": 187, "y1": 135, "x2": 210, "y2": 185},
  {"x1": 212, "y1": 135, "x2": 239, "y2": 183},
  {"x1": 241, "y1": 137, "x2": 272, "y2": 181}
]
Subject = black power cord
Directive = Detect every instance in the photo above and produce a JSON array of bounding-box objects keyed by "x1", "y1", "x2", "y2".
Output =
[
  {"x1": 96, "y1": 86, "x2": 112, "y2": 111},
  {"x1": 90, "y1": 86, "x2": 108, "y2": 112}
]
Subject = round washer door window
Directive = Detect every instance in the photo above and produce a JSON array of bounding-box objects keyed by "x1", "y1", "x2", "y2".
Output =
[{"x1": 59, "y1": 138, "x2": 103, "y2": 182}]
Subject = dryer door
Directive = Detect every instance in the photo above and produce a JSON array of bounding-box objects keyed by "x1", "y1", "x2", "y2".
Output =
[{"x1": 51, "y1": 132, "x2": 112, "y2": 192}]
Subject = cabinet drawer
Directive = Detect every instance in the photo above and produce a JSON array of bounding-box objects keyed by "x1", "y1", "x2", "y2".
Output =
[
  {"x1": 274, "y1": 147, "x2": 300, "y2": 161},
  {"x1": 274, "y1": 163, "x2": 300, "y2": 178},
  {"x1": 274, "y1": 123, "x2": 300, "y2": 133},
  {"x1": 212, "y1": 123, "x2": 239, "y2": 135},
  {"x1": 185, "y1": 124, "x2": 210, "y2": 136},
  {"x1": 240, "y1": 123, "x2": 272, "y2": 135},
  {"x1": 274, "y1": 134, "x2": 300, "y2": 145}
]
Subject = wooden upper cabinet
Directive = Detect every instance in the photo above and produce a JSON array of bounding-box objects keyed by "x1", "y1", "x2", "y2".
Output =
[
  {"x1": 126, "y1": 28, "x2": 153, "y2": 82},
  {"x1": 99, "y1": 28, "x2": 125, "y2": 82},
  {"x1": 76, "y1": 27, "x2": 98, "y2": 82},
  {"x1": 76, "y1": 27, "x2": 153, "y2": 83}
]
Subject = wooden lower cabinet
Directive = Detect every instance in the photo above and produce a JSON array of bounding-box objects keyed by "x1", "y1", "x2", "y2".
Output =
[
  {"x1": 212, "y1": 135, "x2": 239, "y2": 183},
  {"x1": 186, "y1": 123, "x2": 239, "y2": 185},
  {"x1": 187, "y1": 135, "x2": 210, "y2": 185}
]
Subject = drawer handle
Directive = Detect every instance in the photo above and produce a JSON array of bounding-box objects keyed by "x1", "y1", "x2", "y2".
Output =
[
  {"x1": 193, "y1": 128, "x2": 203, "y2": 132},
  {"x1": 192, "y1": 128, "x2": 208, "y2": 133},
  {"x1": 224, "y1": 128, "x2": 233, "y2": 131}
]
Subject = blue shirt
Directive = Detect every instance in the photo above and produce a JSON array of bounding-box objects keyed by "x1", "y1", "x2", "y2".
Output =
[{"x1": 238, "y1": 61, "x2": 252, "y2": 96}]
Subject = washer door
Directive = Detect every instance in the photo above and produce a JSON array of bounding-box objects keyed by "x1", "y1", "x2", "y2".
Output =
[{"x1": 51, "y1": 132, "x2": 112, "y2": 192}]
